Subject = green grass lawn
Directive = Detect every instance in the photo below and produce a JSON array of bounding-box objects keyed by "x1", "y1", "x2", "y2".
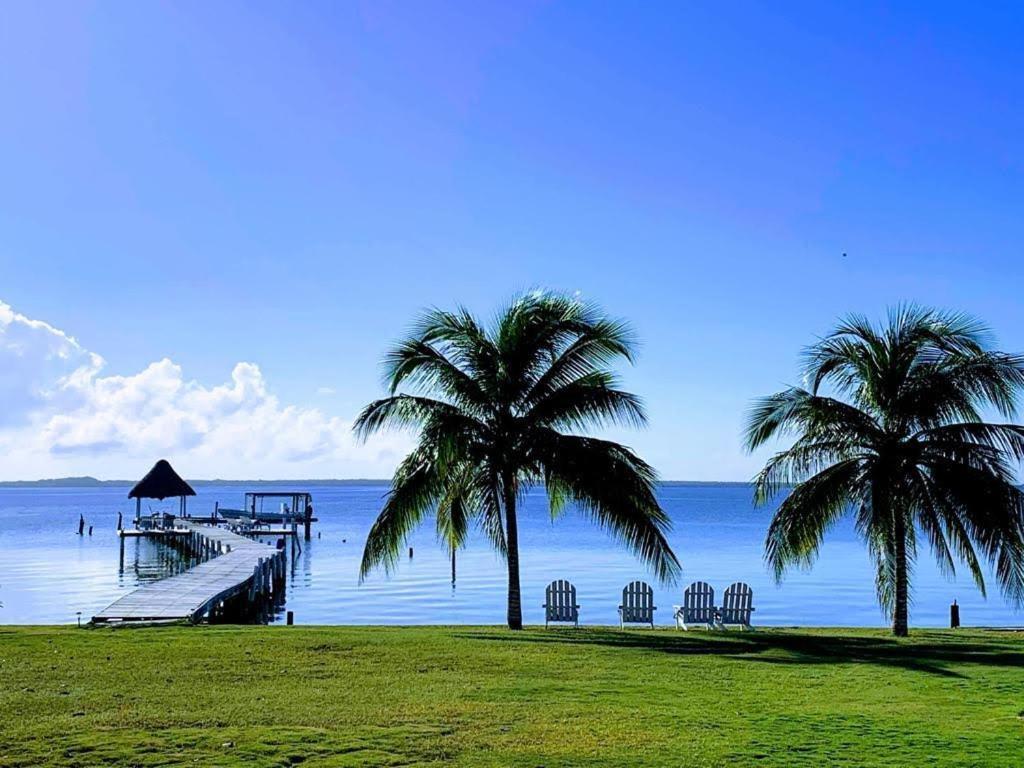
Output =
[{"x1": 1, "y1": 626, "x2": 1022, "y2": 767}]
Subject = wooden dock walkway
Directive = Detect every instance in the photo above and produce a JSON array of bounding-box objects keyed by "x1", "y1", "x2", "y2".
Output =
[{"x1": 93, "y1": 521, "x2": 286, "y2": 625}]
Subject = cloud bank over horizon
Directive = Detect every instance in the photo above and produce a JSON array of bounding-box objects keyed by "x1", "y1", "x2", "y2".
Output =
[{"x1": 0, "y1": 300, "x2": 411, "y2": 480}]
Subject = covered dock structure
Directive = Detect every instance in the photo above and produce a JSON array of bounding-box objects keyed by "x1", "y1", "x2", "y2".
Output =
[
  {"x1": 216, "y1": 491, "x2": 317, "y2": 540},
  {"x1": 129, "y1": 459, "x2": 196, "y2": 530}
]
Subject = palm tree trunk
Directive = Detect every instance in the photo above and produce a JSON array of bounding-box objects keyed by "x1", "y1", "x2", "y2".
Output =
[
  {"x1": 503, "y1": 476, "x2": 523, "y2": 630},
  {"x1": 893, "y1": 514, "x2": 909, "y2": 637}
]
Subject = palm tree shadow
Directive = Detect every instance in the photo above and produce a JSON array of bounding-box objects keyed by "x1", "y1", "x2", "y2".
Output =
[{"x1": 454, "y1": 628, "x2": 1024, "y2": 679}]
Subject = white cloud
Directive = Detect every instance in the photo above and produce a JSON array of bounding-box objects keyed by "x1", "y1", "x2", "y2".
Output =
[
  {"x1": 0, "y1": 300, "x2": 410, "y2": 480},
  {"x1": 0, "y1": 301, "x2": 103, "y2": 426}
]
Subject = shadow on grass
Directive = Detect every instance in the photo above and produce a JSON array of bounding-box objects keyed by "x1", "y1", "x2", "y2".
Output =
[{"x1": 453, "y1": 628, "x2": 1024, "y2": 678}]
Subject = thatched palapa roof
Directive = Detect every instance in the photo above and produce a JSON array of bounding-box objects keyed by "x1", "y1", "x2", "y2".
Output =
[{"x1": 128, "y1": 459, "x2": 196, "y2": 500}]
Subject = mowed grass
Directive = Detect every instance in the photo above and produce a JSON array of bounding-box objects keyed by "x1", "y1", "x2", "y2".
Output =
[{"x1": 1, "y1": 626, "x2": 1023, "y2": 767}]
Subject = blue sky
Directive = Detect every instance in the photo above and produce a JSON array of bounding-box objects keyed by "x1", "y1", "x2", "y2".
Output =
[{"x1": 1, "y1": 2, "x2": 1022, "y2": 480}]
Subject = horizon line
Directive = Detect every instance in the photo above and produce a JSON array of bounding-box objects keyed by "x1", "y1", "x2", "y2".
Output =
[{"x1": 0, "y1": 476, "x2": 760, "y2": 487}]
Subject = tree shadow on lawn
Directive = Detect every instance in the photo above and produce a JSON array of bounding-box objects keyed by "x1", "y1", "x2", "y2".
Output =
[{"x1": 453, "y1": 628, "x2": 1024, "y2": 679}]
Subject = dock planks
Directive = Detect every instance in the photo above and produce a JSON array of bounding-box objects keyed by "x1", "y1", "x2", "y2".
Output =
[{"x1": 93, "y1": 521, "x2": 284, "y2": 624}]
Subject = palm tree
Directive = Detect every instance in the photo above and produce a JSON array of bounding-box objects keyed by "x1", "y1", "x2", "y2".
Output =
[
  {"x1": 354, "y1": 292, "x2": 680, "y2": 629},
  {"x1": 745, "y1": 307, "x2": 1024, "y2": 636}
]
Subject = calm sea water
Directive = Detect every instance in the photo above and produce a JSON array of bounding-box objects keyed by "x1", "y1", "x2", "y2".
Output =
[{"x1": 0, "y1": 482, "x2": 1020, "y2": 627}]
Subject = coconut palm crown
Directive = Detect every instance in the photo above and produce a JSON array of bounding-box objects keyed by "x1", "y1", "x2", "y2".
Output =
[
  {"x1": 745, "y1": 307, "x2": 1024, "y2": 635},
  {"x1": 354, "y1": 292, "x2": 680, "y2": 629}
]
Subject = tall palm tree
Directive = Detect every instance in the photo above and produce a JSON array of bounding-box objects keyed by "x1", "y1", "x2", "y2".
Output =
[
  {"x1": 354, "y1": 292, "x2": 680, "y2": 629},
  {"x1": 745, "y1": 307, "x2": 1024, "y2": 636}
]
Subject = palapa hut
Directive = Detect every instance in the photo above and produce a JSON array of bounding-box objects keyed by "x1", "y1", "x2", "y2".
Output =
[{"x1": 129, "y1": 459, "x2": 196, "y2": 525}]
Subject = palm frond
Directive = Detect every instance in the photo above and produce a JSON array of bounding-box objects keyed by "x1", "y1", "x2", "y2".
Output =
[
  {"x1": 532, "y1": 430, "x2": 681, "y2": 583},
  {"x1": 523, "y1": 317, "x2": 637, "y2": 407},
  {"x1": 493, "y1": 292, "x2": 637, "y2": 408},
  {"x1": 409, "y1": 307, "x2": 500, "y2": 399},
  {"x1": 744, "y1": 388, "x2": 881, "y2": 451},
  {"x1": 524, "y1": 371, "x2": 646, "y2": 431},
  {"x1": 915, "y1": 422, "x2": 1024, "y2": 463},
  {"x1": 752, "y1": 438, "x2": 866, "y2": 505},
  {"x1": 435, "y1": 464, "x2": 473, "y2": 551},
  {"x1": 763, "y1": 459, "x2": 864, "y2": 581},
  {"x1": 901, "y1": 353, "x2": 1024, "y2": 426},
  {"x1": 918, "y1": 457, "x2": 1024, "y2": 606},
  {"x1": 382, "y1": 337, "x2": 491, "y2": 414},
  {"x1": 352, "y1": 395, "x2": 486, "y2": 443},
  {"x1": 359, "y1": 447, "x2": 443, "y2": 581},
  {"x1": 909, "y1": 466, "x2": 987, "y2": 596}
]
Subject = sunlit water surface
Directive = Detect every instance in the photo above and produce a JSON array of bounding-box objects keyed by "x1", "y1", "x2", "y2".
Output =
[{"x1": 1, "y1": 482, "x2": 1020, "y2": 627}]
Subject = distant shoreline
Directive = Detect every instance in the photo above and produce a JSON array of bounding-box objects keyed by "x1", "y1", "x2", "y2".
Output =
[{"x1": 0, "y1": 476, "x2": 757, "y2": 488}]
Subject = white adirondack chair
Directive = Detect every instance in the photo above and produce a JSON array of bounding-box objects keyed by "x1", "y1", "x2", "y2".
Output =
[
  {"x1": 618, "y1": 580, "x2": 656, "y2": 629},
  {"x1": 543, "y1": 579, "x2": 580, "y2": 628},
  {"x1": 719, "y1": 582, "x2": 755, "y2": 630},
  {"x1": 673, "y1": 581, "x2": 716, "y2": 630}
]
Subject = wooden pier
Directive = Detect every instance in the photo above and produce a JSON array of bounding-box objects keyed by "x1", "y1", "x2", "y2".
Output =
[{"x1": 93, "y1": 521, "x2": 287, "y2": 625}]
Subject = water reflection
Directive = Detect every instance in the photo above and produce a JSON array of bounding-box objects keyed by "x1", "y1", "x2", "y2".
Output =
[{"x1": 116, "y1": 536, "x2": 195, "y2": 585}]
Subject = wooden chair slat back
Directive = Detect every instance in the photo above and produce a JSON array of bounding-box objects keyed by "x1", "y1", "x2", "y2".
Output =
[
  {"x1": 620, "y1": 580, "x2": 654, "y2": 623},
  {"x1": 545, "y1": 579, "x2": 578, "y2": 623},
  {"x1": 682, "y1": 581, "x2": 715, "y2": 623},
  {"x1": 721, "y1": 582, "x2": 753, "y2": 624}
]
